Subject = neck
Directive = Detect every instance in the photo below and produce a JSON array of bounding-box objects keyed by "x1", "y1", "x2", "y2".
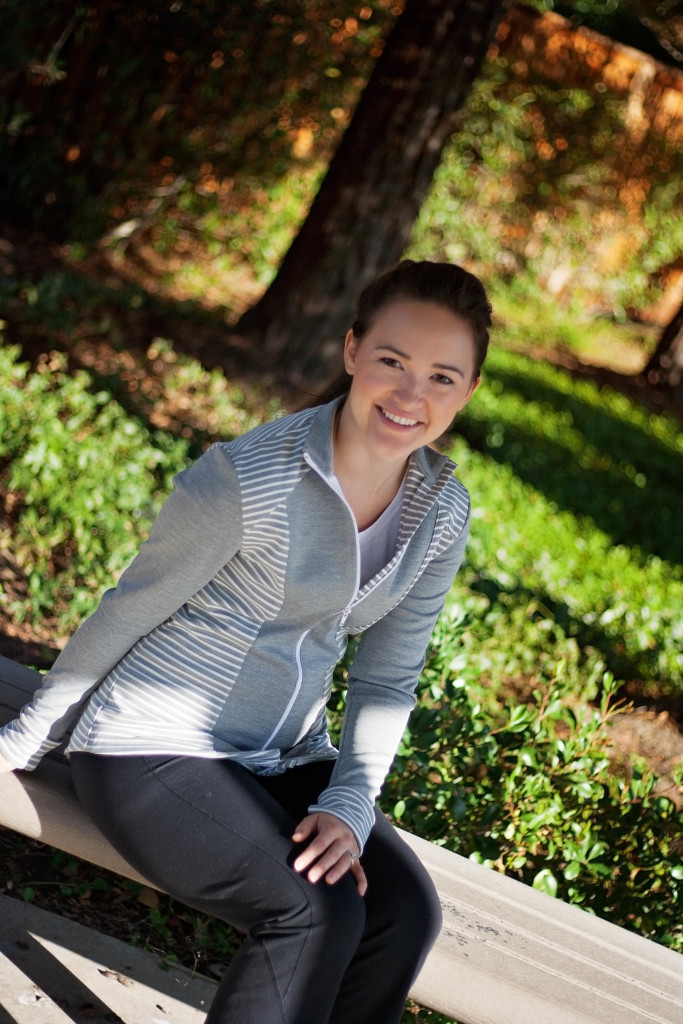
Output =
[{"x1": 332, "y1": 406, "x2": 408, "y2": 528}]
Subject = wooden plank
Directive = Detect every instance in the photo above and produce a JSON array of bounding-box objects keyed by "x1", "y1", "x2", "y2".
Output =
[
  {"x1": 0, "y1": 654, "x2": 44, "y2": 711},
  {"x1": 401, "y1": 829, "x2": 683, "y2": 1024},
  {"x1": 0, "y1": 894, "x2": 216, "y2": 1024}
]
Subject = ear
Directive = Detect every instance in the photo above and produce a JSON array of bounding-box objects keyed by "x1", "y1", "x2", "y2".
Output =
[
  {"x1": 461, "y1": 375, "x2": 481, "y2": 408},
  {"x1": 343, "y1": 330, "x2": 359, "y2": 375},
  {"x1": 467, "y1": 375, "x2": 481, "y2": 398}
]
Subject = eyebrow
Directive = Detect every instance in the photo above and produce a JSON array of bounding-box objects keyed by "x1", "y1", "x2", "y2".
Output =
[{"x1": 376, "y1": 345, "x2": 466, "y2": 378}]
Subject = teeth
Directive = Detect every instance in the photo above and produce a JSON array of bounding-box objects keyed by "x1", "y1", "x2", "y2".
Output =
[{"x1": 382, "y1": 408, "x2": 418, "y2": 426}]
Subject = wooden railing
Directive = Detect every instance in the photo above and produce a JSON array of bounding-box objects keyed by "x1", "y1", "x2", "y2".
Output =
[{"x1": 1, "y1": 654, "x2": 682, "y2": 1023}]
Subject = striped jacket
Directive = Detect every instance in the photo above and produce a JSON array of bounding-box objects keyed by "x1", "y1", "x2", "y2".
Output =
[{"x1": 0, "y1": 398, "x2": 471, "y2": 847}]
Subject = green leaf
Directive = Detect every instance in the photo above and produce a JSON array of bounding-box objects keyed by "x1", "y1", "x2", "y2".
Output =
[
  {"x1": 518, "y1": 746, "x2": 538, "y2": 768},
  {"x1": 507, "y1": 705, "x2": 534, "y2": 732},
  {"x1": 532, "y1": 869, "x2": 558, "y2": 898},
  {"x1": 451, "y1": 797, "x2": 467, "y2": 822}
]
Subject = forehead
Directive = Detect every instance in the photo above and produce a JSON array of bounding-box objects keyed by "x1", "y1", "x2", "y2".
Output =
[{"x1": 366, "y1": 299, "x2": 475, "y2": 356}]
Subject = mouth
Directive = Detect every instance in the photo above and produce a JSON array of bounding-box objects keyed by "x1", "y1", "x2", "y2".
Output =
[{"x1": 379, "y1": 407, "x2": 420, "y2": 428}]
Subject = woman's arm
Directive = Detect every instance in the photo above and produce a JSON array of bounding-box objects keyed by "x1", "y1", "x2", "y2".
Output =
[
  {"x1": 0, "y1": 444, "x2": 243, "y2": 771},
  {"x1": 308, "y1": 510, "x2": 470, "y2": 851}
]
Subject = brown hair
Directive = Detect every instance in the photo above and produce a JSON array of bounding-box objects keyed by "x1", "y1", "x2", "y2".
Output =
[{"x1": 313, "y1": 259, "x2": 492, "y2": 405}]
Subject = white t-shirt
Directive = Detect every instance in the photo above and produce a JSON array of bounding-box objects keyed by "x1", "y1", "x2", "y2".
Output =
[{"x1": 330, "y1": 474, "x2": 407, "y2": 588}]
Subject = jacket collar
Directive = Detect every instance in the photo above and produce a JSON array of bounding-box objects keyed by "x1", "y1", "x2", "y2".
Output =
[{"x1": 303, "y1": 397, "x2": 458, "y2": 493}]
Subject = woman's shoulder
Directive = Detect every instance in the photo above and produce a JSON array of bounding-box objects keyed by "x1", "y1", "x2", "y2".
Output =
[
  {"x1": 215, "y1": 405, "x2": 318, "y2": 458},
  {"x1": 412, "y1": 445, "x2": 470, "y2": 510},
  {"x1": 199, "y1": 405, "x2": 329, "y2": 500}
]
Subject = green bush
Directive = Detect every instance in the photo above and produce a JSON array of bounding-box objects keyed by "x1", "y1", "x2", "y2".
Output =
[
  {"x1": 451, "y1": 347, "x2": 683, "y2": 693},
  {"x1": 383, "y1": 638, "x2": 683, "y2": 952},
  {"x1": 0, "y1": 344, "x2": 188, "y2": 626}
]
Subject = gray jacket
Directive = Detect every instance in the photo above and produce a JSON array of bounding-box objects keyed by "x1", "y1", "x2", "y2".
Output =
[{"x1": 0, "y1": 399, "x2": 471, "y2": 847}]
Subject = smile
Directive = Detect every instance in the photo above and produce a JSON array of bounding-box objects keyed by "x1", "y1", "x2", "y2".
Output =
[{"x1": 380, "y1": 407, "x2": 419, "y2": 427}]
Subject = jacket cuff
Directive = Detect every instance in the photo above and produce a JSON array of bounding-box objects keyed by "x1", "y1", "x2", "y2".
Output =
[{"x1": 308, "y1": 784, "x2": 376, "y2": 851}]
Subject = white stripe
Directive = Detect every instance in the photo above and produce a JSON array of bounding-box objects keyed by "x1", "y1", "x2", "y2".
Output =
[{"x1": 261, "y1": 628, "x2": 311, "y2": 749}]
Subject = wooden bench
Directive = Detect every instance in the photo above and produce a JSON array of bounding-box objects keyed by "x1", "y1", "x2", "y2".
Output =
[{"x1": 1, "y1": 653, "x2": 682, "y2": 1023}]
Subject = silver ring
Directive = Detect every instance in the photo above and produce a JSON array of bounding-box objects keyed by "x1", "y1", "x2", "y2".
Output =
[{"x1": 345, "y1": 850, "x2": 358, "y2": 864}]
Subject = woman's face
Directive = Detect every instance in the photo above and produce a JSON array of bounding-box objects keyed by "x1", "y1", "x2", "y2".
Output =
[{"x1": 340, "y1": 298, "x2": 480, "y2": 464}]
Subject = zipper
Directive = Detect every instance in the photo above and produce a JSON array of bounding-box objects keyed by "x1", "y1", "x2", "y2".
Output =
[{"x1": 303, "y1": 450, "x2": 361, "y2": 603}]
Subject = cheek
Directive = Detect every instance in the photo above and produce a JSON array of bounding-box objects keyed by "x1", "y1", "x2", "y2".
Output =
[
  {"x1": 355, "y1": 364, "x2": 388, "y2": 391},
  {"x1": 439, "y1": 389, "x2": 469, "y2": 418}
]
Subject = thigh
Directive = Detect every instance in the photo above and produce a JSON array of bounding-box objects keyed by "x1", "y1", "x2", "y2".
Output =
[{"x1": 70, "y1": 753, "x2": 347, "y2": 930}]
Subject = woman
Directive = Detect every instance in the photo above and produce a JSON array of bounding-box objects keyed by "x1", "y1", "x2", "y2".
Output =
[{"x1": 0, "y1": 259, "x2": 491, "y2": 1024}]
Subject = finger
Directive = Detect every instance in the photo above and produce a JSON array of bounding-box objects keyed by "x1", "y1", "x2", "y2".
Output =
[
  {"x1": 351, "y1": 860, "x2": 368, "y2": 897},
  {"x1": 320, "y1": 848, "x2": 357, "y2": 885},
  {"x1": 291, "y1": 815, "x2": 318, "y2": 843},
  {"x1": 320, "y1": 850, "x2": 367, "y2": 896},
  {"x1": 292, "y1": 832, "x2": 336, "y2": 875},
  {"x1": 305, "y1": 844, "x2": 351, "y2": 884}
]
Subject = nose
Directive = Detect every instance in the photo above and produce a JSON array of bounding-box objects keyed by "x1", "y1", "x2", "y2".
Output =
[{"x1": 394, "y1": 372, "x2": 422, "y2": 406}]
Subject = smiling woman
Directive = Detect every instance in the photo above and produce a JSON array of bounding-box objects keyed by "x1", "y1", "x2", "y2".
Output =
[
  {"x1": 0, "y1": 259, "x2": 492, "y2": 1024},
  {"x1": 321, "y1": 260, "x2": 490, "y2": 529},
  {"x1": 335, "y1": 302, "x2": 480, "y2": 529}
]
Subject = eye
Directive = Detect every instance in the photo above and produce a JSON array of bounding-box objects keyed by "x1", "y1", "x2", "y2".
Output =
[
  {"x1": 432, "y1": 373, "x2": 454, "y2": 386},
  {"x1": 380, "y1": 356, "x2": 402, "y2": 369}
]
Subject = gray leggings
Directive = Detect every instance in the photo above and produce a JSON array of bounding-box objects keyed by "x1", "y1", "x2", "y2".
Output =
[{"x1": 70, "y1": 753, "x2": 441, "y2": 1024}]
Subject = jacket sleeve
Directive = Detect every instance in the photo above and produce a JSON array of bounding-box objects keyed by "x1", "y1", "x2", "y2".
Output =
[
  {"x1": 0, "y1": 443, "x2": 243, "y2": 771},
  {"x1": 309, "y1": 505, "x2": 471, "y2": 849}
]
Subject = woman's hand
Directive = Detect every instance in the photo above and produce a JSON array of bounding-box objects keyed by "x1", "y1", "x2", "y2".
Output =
[
  {"x1": 0, "y1": 752, "x2": 17, "y2": 774},
  {"x1": 292, "y1": 811, "x2": 367, "y2": 896}
]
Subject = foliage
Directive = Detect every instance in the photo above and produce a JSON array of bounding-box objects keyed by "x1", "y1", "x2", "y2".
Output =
[
  {"x1": 154, "y1": 163, "x2": 326, "y2": 292},
  {"x1": 0, "y1": 339, "x2": 273, "y2": 629},
  {"x1": 452, "y1": 348, "x2": 683, "y2": 692},
  {"x1": 541, "y1": 2, "x2": 683, "y2": 68},
  {"x1": 0, "y1": 344, "x2": 188, "y2": 626},
  {"x1": 407, "y1": 50, "x2": 682, "y2": 320},
  {"x1": 0, "y1": 0, "x2": 394, "y2": 240},
  {"x1": 384, "y1": 652, "x2": 683, "y2": 950}
]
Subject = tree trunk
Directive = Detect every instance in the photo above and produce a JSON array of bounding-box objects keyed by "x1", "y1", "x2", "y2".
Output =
[
  {"x1": 645, "y1": 301, "x2": 683, "y2": 391},
  {"x1": 236, "y1": 0, "x2": 512, "y2": 385}
]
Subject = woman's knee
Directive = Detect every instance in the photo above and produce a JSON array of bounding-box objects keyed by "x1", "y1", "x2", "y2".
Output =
[
  {"x1": 390, "y1": 862, "x2": 442, "y2": 956},
  {"x1": 362, "y1": 825, "x2": 442, "y2": 954},
  {"x1": 409, "y1": 869, "x2": 443, "y2": 949},
  {"x1": 304, "y1": 873, "x2": 367, "y2": 949}
]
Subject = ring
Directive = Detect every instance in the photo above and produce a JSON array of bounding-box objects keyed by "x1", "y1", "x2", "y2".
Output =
[{"x1": 345, "y1": 850, "x2": 358, "y2": 863}]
